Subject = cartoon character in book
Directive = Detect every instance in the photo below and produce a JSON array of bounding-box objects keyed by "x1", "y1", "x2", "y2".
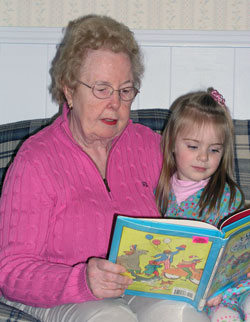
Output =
[
  {"x1": 150, "y1": 279, "x2": 174, "y2": 291},
  {"x1": 117, "y1": 245, "x2": 148, "y2": 274},
  {"x1": 163, "y1": 255, "x2": 202, "y2": 285},
  {"x1": 144, "y1": 260, "x2": 162, "y2": 277},
  {"x1": 123, "y1": 244, "x2": 137, "y2": 256},
  {"x1": 232, "y1": 251, "x2": 250, "y2": 270},
  {"x1": 153, "y1": 245, "x2": 186, "y2": 273},
  {"x1": 176, "y1": 256, "x2": 202, "y2": 284}
]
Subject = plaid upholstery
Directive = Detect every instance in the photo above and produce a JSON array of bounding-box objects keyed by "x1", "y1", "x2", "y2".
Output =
[
  {"x1": 0, "y1": 108, "x2": 249, "y2": 320},
  {"x1": 0, "y1": 302, "x2": 39, "y2": 321},
  {"x1": 233, "y1": 119, "x2": 250, "y2": 205},
  {"x1": 0, "y1": 118, "x2": 51, "y2": 194},
  {"x1": 0, "y1": 109, "x2": 250, "y2": 203},
  {"x1": 130, "y1": 108, "x2": 171, "y2": 133}
]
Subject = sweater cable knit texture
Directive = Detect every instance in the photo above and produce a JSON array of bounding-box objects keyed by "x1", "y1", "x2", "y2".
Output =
[{"x1": 0, "y1": 107, "x2": 162, "y2": 307}]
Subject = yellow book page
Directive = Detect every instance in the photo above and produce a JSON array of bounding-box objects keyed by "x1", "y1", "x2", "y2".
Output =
[{"x1": 117, "y1": 226, "x2": 212, "y2": 300}]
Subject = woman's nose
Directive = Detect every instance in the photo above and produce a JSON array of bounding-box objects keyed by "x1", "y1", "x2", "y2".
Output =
[{"x1": 109, "y1": 90, "x2": 121, "y2": 109}]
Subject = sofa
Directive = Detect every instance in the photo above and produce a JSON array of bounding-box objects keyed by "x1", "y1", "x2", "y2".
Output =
[{"x1": 0, "y1": 108, "x2": 249, "y2": 321}]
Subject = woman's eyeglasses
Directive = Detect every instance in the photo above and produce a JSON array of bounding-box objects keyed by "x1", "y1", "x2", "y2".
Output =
[{"x1": 77, "y1": 80, "x2": 139, "y2": 101}]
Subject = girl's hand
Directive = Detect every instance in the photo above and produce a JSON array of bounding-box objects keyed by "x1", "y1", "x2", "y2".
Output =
[
  {"x1": 86, "y1": 258, "x2": 133, "y2": 299},
  {"x1": 248, "y1": 272, "x2": 250, "y2": 278},
  {"x1": 206, "y1": 294, "x2": 222, "y2": 307}
]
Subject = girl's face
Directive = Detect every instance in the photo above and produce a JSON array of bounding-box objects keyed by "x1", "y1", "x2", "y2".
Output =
[{"x1": 174, "y1": 123, "x2": 224, "y2": 181}]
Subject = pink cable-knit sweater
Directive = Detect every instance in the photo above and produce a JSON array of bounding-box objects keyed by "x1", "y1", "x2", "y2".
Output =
[{"x1": 0, "y1": 107, "x2": 162, "y2": 307}]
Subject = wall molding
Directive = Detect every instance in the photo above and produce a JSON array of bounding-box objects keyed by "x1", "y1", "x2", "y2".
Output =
[{"x1": 1, "y1": 27, "x2": 250, "y2": 48}]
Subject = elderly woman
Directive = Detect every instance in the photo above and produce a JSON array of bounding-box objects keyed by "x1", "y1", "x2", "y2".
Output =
[{"x1": 0, "y1": 15, "x2": 211, "y2": 322}]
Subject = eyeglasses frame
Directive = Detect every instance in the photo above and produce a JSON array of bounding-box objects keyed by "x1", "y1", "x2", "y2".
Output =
[{"x1": 76, "y1": 80, "x2": 139, "y2": 101}]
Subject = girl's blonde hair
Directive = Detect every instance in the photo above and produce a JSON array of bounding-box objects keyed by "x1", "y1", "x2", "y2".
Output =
[
  {"x1": 155, "y1": 88, "x2": 244, "y2": 218},
  {"x1": 49, "y1": 14, "x2": 144, "y2": 105}
]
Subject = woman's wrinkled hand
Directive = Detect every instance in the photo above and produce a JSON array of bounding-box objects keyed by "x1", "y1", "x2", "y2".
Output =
[
  {"x1": 86, "y1": 258, "x2": 133, "y2": 299},
  {"x1": 206, "y1": 294, "x2": 222, "y2": 307}
]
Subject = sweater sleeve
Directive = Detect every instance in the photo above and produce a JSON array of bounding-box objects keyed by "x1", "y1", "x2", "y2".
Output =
[
  {"x1": 0, "y1": 153, "x2": 97, "y2": 307},
  {"x1": 213, "y1": 185, "x2": 244, "y2": 226},
  {"x1": 219, "y1": 186, "x2": 243, "y2": 215}
]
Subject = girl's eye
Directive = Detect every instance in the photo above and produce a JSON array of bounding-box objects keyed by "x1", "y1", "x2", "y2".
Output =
[
  {"x1": 210, "y1": 148, "x2": 221, "y2": 153},
  {"x1": 187, "y1": 145, "x2": 198, "y2": 150}
]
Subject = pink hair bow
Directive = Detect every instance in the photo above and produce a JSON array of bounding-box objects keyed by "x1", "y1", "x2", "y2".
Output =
[{"x1": 210, "y1": 89, "x2": 225, "y2": 107}]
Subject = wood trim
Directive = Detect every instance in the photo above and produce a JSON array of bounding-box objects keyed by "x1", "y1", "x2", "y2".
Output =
[{"x1": 1, "y1": 27, "x2": 250, "y2": 48}]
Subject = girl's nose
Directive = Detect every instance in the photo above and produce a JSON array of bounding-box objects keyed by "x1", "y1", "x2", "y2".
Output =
[{"x1": 197, "y1": 150, "x2": 208, "y2": 162}]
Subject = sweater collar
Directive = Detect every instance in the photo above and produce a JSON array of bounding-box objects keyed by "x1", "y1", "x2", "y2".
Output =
[{"x1": 171, "y1": 172, "x2": 209, "y2": 205}]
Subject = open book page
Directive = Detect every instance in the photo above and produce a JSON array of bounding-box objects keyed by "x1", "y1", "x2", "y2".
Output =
[
  {"x1": 221, "y1": 211, "x2": 250, "y2": 238},
  {"x1": 207, "y1": 225, "x2": 250, "y2": 298},
  {"x1": 139, "y1": 217, "x2": 218, "y2": 230},
  {"x1": 218, "y1": 208, "x2": 250, "y2": 230}
]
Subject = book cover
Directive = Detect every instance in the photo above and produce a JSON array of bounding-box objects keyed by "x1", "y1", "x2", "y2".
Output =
[{"x1": 108, "y1": 209, "x2": 250, "y2": 311}]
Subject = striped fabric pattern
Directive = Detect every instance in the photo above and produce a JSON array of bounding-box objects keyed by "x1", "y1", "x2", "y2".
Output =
[
  {"x1": 0, "y1": 118, "x2": 51, "y2": 194},
  {"x1": 0, "y1": 109, "x2": 250, "y2": 203},
  {"x1": 233, "y1": 119, "x2": 250, "y2": 205},
  {"x1": 0, "y1": 302, "x2": 39, "y2": 321}
]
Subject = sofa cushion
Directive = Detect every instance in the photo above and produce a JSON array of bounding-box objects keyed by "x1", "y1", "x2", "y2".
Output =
[
  {"x1": 0, "y1": 118, "x2": 51, "y2": 193},
  {"x1": 233, "y1": 119, "x2": 250, "y2": 205},
  {"x1": 0, "y1": 109, "x2": 249, "y2": 204},
  {"x1": 130, "y1": 108, "x2": 171, "y2": 133},
  {"x1": 0, "y1": 302, "x2": 39, "y2": 321}
]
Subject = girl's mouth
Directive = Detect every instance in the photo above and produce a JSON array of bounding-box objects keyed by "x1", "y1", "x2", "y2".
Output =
[{"x1": 192, "y1": 166, "x2": 206, "y2": 172}]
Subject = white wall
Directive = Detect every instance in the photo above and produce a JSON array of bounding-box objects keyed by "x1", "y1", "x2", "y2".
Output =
[{"x1": 1, "y1": 27, "x2": 250, "y2": 124}]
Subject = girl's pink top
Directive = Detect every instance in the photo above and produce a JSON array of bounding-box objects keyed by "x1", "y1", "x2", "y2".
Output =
[
  {"x1": 171, "y1": 173, "x2": 209, "y2": 205},
  {"x1": 0, "y1": 106, "x2": 162, "y2": 307}
]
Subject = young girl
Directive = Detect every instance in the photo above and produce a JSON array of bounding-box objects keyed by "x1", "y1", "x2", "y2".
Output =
[{"x1": 155, "y1": 88, "x2": 250, "y2": 322}]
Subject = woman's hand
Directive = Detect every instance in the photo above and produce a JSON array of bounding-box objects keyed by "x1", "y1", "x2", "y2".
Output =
[
  {"x1": 86, "y1": 258, "x2": 133, "y2": 299},
  {"x1": 206, "y1": 294, "x2": 222, "y2": 307}
]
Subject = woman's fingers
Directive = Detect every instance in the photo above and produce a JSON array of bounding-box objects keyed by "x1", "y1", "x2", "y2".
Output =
[{"x1": 86, "y1": 258, "x2": 132, "y2": 298}]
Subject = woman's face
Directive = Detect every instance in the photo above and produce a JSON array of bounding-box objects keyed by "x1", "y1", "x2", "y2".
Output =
[{"x1": 64, "y1": 49, "x2": 134, "y2": 145}]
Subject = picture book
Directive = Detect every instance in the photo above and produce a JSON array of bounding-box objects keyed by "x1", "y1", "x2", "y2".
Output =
[{"x1": 108, "y1": 209, "x2": 250, "y2": 311}]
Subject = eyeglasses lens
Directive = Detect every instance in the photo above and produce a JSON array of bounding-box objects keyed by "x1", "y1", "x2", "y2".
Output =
[{"x1": 93, "y1": 84, "x2": 137, "y2": 101}]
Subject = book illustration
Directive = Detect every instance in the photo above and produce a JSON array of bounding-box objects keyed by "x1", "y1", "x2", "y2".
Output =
[
  {"x1": 116, "y1": 226, "x2": 212, "y2": 300},
  {"x1": 207, "y1": 228, "x2": 250, "y2": 297},
  {"x1": 109, "y1": 213, "x2": 250, "y2": 311}
]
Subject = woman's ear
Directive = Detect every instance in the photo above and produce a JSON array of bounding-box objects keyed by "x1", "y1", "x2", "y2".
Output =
[{"x1": 63, "y1": 85, "x2": 74, "y2": 109}]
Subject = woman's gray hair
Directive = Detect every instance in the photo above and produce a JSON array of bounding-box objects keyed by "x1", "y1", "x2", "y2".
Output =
[{"x1": 49, "y1": 14, "x2": 144, "y2": 105}]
